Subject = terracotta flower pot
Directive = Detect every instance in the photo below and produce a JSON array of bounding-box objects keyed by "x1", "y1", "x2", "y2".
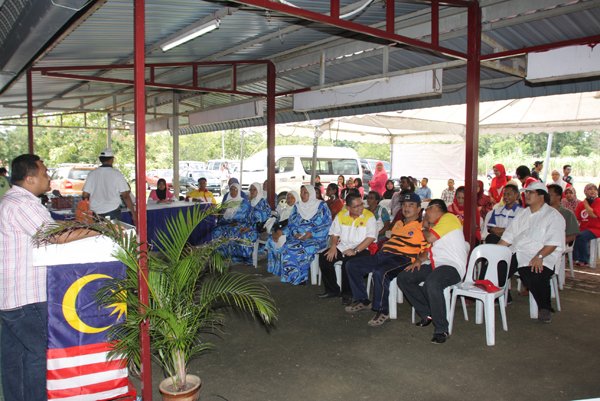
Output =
[{"x1": 159, "y1": 374, "x2": 202, "y2": 401}]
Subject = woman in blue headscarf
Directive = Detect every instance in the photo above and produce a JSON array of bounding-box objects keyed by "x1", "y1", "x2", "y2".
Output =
[{"x1": 266, "y1": 185, "x2": 332, "y2": 285}]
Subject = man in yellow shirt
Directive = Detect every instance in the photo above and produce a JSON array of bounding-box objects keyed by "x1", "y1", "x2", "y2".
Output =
[{"x1": 187, "y1": 177, "x2": 216, "y2": 204}]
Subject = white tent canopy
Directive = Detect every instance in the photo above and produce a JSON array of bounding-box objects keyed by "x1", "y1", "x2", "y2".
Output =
[{"x1": 262, "y1": 91, "x2": 600, "y2": 179}]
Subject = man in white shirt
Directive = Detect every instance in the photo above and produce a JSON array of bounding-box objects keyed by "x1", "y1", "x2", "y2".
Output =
[
  {"x1": 499, "y1": 182, "x2": 565, "y2": 323},
  {"x1": 82, "y1": 148, "x2": 137, "y2": 226},
  {"x1": 318, "y1": 193, "x2": 377, "y2": 305}
]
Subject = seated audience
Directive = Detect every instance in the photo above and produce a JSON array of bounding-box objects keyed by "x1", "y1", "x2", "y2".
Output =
[
  {"x1": 390, "y1": 176, "x2": 415, "y2": 217},
  {"x1": 341, "y1": 177, "x2": 355, "y2": 200},
  {"x1": 516, "y1": 165, "x2": 538, "y2": 206},
  {"x1": 548, "y1": 184, "x2": 579, "y2": 245},
  {"x1": 222, "y1": 177, "x2": 248, "y2": 202},
  {"x1": 574, "y1": 183, "x2": 600, "y2": 266},
  {"x1": 563, "y1": 164, "x2": 574, "y2": 185},
  {"x1": 267, "y1": 185, "x2": 331, "y2": 285},
  {"x1": 186, "y1": 177, "x2": 216, "y2": 204},
  {"x1": 318, "y1": 193, "x2": 377, "y2": 304},
  {"x1": 561, "y1": 187, "x2": 580, "y2": 215},
  {"x1": 415, "y1": 177, "x2": 432, "y2": 202},
  {"x1": 477, "y1": 180, "x2": 494, "y2": 219},
  {"x1": 213, "y1": 183, "x2": 269, "y2": 265},
  {"x1": 354, "y1": 177, "x2": 365, "y2": 198},
  {"x1": 397, "y1": 199, "x2": 468, "y2": 344},
  {"x1": 440, "y1": 178, "x2": 456, "y2": 206},
  {"x1": 345, "y1": 193, "x2": 427, "y2": 326},
  {"x1": 549, "y1": 170, "x2": 569, "y2": 193},
  {"x1": 498, "y1": 182, "x2": 565, "y2": 323},
  {"x1": 382, "y1": 179, "x2": 397, "y2": 200},
  {"x1": 448, "y1": 186, "x2": 481, "y2": 241},
  {"x1": 325, "y1": 183, "x2": 344, "y2": 219},
  {"x1": 531, "y1": 160, "x2": 543, "y2": 181},
  {"x1": 488, "y1": 164, "x2": 511, "y2": 204},
  {"x1": 314, "y1": 175, "x2": 325, "y2": 197},
  {"x1": 365, "y1": 190, "x2": 391, "y2": 242},
  {"x1": 482, "y1": 184, "x2": 522, "y2": 244},
  {"x1": 337, "y1": 175, "x2": 346, "y2": 198},
  {"x1": 264, "y1": 191, "x2": 298, "y2": 234},
  {"x1": 148, "y1": 178, "x2": 174, "y2": 203},
  {"x1": 369, "y1": 162, "x2": 388, "y2": 196}
]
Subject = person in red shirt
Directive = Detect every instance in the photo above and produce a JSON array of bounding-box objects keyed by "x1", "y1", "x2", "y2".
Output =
[
  {"x1": 574, "y1": 183, "x2": 600, "y2": 266},
  {"x1": 325, "y1": 183, "x2": 344, "y2": 219},
  {"x1": 489, "y1": 163, "x2": 511, "y2": 204},
  {"x1": 516, "y1": 165, "x2": 538, "y2": 206}
]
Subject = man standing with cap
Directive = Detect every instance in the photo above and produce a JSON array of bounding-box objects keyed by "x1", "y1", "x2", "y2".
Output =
[
  {"x1": 83, "y1": 148, "x2": 137, "y2": 226},
  {"x1": 498, "y1": 182, "x2": 565, "y2": 323}
]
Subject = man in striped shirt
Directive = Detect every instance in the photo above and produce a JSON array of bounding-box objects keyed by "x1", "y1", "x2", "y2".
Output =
[
  {"x1": 0, "y1": 154, "x2": 97, "y2": 401},
  {"x1": 482, "y1": 184, "x2": 523, "y2": 244},
  {"x1": 345, "y1": 192, "x2": 428, "y2": 326}
]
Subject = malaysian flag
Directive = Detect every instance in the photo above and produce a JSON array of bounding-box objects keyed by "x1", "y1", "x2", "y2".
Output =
[{"x1": 46, "y1": 261, "x2": 130, "y2": 401}]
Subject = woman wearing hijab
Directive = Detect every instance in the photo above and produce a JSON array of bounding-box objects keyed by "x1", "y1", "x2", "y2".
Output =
[
  {"x1": 267, "y1": 185, "x2": 332, "y2": 285},
  {"x1": 477, "y1": 180, "x2": 494, "y2": 220},
  {"x1": 489, "y1": 163, "x2": 511, "y2": 204},
  {"x1": 148, "y1": 178, "x2": 174, "y2": 203},
  {"x1": 222, "y1": 177, "x2": 248, "y2": 202},
  {"x1": 382, "y1": 179, "x2": 397, "y2": 200},
  {"x1": 561, "y1": 186, "x2": 580, "y2": 214},
  {"x1": 574, "y1": 183, "x2": 600, "y2": 266},
  {"x1": 549, "y1": 169, "x2": 570, "y2": 193},
  {"x1": 448, "y1": 186, "x2": 481, "y2": 241},
  {"x1": 369, "y1": 161, "x2": 388, "y2": 196},
  {"x1": 265, "y1": 191, "x2": 298, "y2": 274},
  {"x1": 213, "y1": 183, "x2": 257, "y2": 265}
]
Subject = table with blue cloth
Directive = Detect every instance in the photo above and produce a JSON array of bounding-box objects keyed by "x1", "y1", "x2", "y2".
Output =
[{"x1": 50, "y1": 201, "x2": 215, "y2": 246}]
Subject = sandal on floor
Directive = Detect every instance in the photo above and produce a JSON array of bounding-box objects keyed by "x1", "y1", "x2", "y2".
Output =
[
  {"x1": 345, "y1": 301, "x2": 371, "y2": 313},
  {"x1": 368, "y1": 312, "x2": 390, "y2": 327}
]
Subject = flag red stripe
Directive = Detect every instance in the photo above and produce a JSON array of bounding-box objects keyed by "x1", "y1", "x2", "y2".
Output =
[
  {"x1": 47, "y1": 378, "x2": 129, "y2": 399},
  {"x1": 47, "y1": 359, "x2": 126, "y2": 380},
  {"x1": 47, "y1": 342, "x2": 114, "y2": 358}
]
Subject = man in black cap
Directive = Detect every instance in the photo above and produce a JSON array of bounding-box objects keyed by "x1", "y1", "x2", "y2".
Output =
[{"x1": 345, "y1": 192, "x2": 428, "y2": 326}]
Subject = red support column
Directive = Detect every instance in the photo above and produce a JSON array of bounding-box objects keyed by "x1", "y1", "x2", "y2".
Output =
[
  {"x1": 431, "y1": 0, "x2": 439, "y2": 47},
  {"x1": 134, "y1": 0, "x2": 152, "y2": 400},
  {"x1": 386, "y1": 0, "x2": 395, "y2": 34},
  {"x1": 266, "y1": 62, "x2": 276, "y2": 209},
  {"x1": 463, "y1": 2, "x2": 481, "y2": 245},
  {"x1": 26, "y1": 69, "x2": 34, "y2": 153}
]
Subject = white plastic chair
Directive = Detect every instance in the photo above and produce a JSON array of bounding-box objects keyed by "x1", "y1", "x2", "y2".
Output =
[
  {"x1": 558, "y1": 244, "x2": 574, "y2": 289},
  {"x1": 310, "y1": 247, "x2": 330, "y2": 285},
  {"x1": 251, "y1": 239, "x2": 267, "y2": 268},
  {"x1": 449, "y1": 244, "x2": 513, "y2": 346},
  {"x1": 589, "y1": 238, "x2": 600, "y2": 269}
]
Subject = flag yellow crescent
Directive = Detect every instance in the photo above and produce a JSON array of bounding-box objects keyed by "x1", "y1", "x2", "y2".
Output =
[{"x1": 62, "y1": 274, "x2": 112, "y2": 334}]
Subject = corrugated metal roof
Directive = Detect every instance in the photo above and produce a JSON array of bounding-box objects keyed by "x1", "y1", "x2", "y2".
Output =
[{"x1": 0, "y1": 0, "x2": 599, "y2": 133}]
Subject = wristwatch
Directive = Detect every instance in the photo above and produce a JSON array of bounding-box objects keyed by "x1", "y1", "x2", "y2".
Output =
[
  {"x1": 354, "y1": 248, "x2": 359, "y2": 253},
  {"x1": 537, "y1": 254, "x2": 543, "y2": 259}
]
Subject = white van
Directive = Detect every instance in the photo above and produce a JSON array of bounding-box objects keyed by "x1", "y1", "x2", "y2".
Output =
[{"x1": 240, "y1": 145, "x2": 362, "y2": 198}]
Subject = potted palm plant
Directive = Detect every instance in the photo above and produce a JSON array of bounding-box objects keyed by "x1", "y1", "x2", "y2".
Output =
[{"x1": 44, "y1": 205, "x2": 277, "y2": 400}]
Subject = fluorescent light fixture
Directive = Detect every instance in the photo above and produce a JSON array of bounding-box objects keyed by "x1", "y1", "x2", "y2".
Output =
[
  {"x1": 293, "y1": 70, "x2": 442, "y2": 112},
  {"x1": 161, "y1": 19, "x2": 220, "y2": 52},
  {"x1": 188, "y1": 100, "x2": 265, "y2": 125},
  {"x1": 526, "y1": 45, "x2": 600, "y2": 83}
]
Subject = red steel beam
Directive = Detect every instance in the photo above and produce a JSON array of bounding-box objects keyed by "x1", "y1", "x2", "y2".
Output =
[
  {"x1": 385, "y1": 0, "x2": 394, "y2": 34},
  {"x1": 41, "y1": 71, "x2": 264, "y2": 97},
  {"x1": 231, "y1": 0, "x2": 467, "y2": 59},
  {"x1": 481, "y1": 34, "x2": 600, "y2": 61},
  {"x1": 266, "y1": 61, "x2": 276, "y2": 209},
  {"x1": 133, "y1": 0, "x2": 152, "y2": 400},
  {"x1": 431, "y1": 0, "x2": 439, "y2": 47},
  {"x1": 463, "y1": 1, "x2": 481, "y2": 246},
  {"x1": 32, "y1": 60, "x2": 272, "y2": 73},
  {"x1": 26, "y1": 69, "x2": 34, "y2": 153}
]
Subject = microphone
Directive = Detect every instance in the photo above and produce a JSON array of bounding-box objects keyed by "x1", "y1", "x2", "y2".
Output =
[{"x1": 52, "y1": 189, "x2": 62, "y2": 198}]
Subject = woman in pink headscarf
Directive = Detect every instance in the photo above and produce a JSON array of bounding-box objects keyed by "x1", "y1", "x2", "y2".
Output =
[{"x1": 368, "y1": 161, "x2": 388, "y2": 196}]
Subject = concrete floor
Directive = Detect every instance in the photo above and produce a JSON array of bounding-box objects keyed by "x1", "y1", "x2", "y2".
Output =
[{"x1": 139, "y1": 261, "x2": 600, "y2": 401}]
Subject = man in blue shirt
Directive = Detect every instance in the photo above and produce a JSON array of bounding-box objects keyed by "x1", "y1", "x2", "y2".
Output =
[{"x1": 415, "y1": 177, "x2": 432, "y2": 202}]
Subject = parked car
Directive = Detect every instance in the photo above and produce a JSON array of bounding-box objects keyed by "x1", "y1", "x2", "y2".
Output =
[
  {"x1": 146, "y1": 169, "x2": 174, "y2": 189},
  {"x1": 50, "y1": 164, "x2": 96, "y2": 196}
]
